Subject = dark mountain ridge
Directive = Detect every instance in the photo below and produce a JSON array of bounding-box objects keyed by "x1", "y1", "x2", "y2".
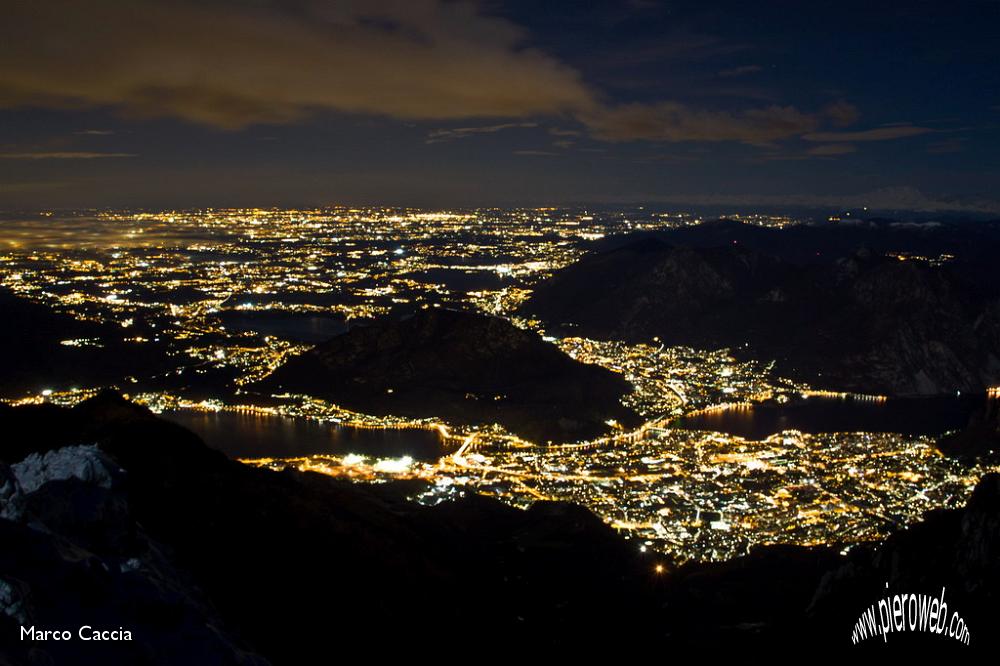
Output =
[
  {"x1": 257, "y1": 308, "x2": 641, "y2": 443},
  {"x1": 0, "y1": 289, "x2": 171, "y2": 396},
  {"x1": 597, "y1": 217, "x2": 1000, "y2": 271},
  {"x1": 523, "y1": 226, "x2": 1000, "y2": 395}
]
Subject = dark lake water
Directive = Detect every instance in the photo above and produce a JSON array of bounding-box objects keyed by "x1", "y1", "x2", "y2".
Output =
[
  {"x1": 162, "y1": 409, "x2": 445, "y2": 460},
  {"x1": 217, "y1": 311, "x2": 348, "y2": 343},
  {"x1": 674, "y1": 393, "x2": 995, "y2": 438}
]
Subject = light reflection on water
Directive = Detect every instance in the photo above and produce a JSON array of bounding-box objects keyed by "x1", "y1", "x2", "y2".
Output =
[
  {"x1": 162, "y1": 409, "x2": 445, "y2": 461},
  {"x1": 675, "y1": 393, "x2": 995, "y2": 438}
]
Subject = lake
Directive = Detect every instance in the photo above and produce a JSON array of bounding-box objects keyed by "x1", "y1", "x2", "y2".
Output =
[
  {"x1": 674, "y1": 393, "x2": 995, "y2": 438},
  {"x1": 162, "y1": 409, "x2": 445, "y2": 460},
  {"x1": 217, "y1": 311, "x2": 348, "y2": 343}
]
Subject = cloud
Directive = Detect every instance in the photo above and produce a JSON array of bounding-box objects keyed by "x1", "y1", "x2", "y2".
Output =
[
  {"x1": 926, "y1": 138, "x2": 965, "y2": 154},
  {"x1": 625, "y1": 0, "x2": 661, "y2": 10},
  {"x1": 642, "y1": 186, "x2": 1000, "y2": 214},
  {"x1": 603, "y1": 31, "x2": 747, "y2": 68},
  {"x1": 0, "y1": 0, "x2": 890, "y2": 156},
  {"x1": 426, "y1": 122, "x2": 537, "y2": 143},
  {"x1": 807, "y1": 143, "x2": 857, "y2": 156},
  {"x1": 802, "y1": 125, "x2": 932, "y2": 142},
  {"x1": 717, "y1": 65, "x2": 762, "y2": 78},
  {"x1": 513, "y1": 150, "x2": 557, "y2": 156},
  {"x1": 580, "y1": 102, "x2": 821, "y2": 144},
  {"x1": 824, "y1": 100, "x2": 860, "y2": 127},
  {"x1": 75, "y1": 130, "x2": 116, "y2": 136},
  {"x1": 0, "y1": 0, "x2": 591, "y2": 128},
  {"x1": 0, "y1": 151, "x2": 136, "y2": 159},
  {"x1": 0, "y1": 181, "x2": 70, "y2": 192}
]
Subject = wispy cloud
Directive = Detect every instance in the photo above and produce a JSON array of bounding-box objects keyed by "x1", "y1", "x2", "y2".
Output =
[
  {"x1": 643, "y1": 186, "x2": 1000, "y2": 214},
  {"x1": 0, "y1": 180, "x2": 70, "y2": 192},
  {"x1": 0, "y1": 151, "x2": 136, "y2": 159},
  {"x1": 426, "y1": 122, "x2": 537, "y2": 143},
  {"x1": 926, "y1": 138, "x2": 965, "y2": 154},
  {"x1": 717, "y1": 64, "x2": 762, "y2": 78},
  {"x1": 578, "y1": 100, "x2": 861, "y2": 145},
  {"x1": 802, "y1": 126, "x2": 932, "y2": 142},
  {"x1": 513, "y1": 150, "x2": 557, "y2": 156},
  {"x1": 807, "y1": 143, "x2": 857, "y2": 156},
  {"x1": 580, "y1": 102, "x2": 820, "y2": 145},
  {"x1": 825, "y1": 100, "x2": 860, "y2": 127}
]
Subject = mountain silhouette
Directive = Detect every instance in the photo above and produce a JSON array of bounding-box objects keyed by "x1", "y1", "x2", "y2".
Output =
[{"x1": 258, "y1": 308, "x2": 641, "y2": 443}]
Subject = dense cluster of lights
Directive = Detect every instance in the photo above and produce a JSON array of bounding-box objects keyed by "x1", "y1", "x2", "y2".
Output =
[{"x1": 2, "y1": 207, "x2": 996, "y2": 563}]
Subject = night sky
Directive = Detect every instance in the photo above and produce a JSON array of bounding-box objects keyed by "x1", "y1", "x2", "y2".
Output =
[{"x1": 1, "y1": 0, "x2": 998, "y2": 210}]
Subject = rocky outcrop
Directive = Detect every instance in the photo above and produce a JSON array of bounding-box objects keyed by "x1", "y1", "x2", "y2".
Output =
[
  {"x1": 0, "y1": 440, "x2": 271, "y2": 666},
  {"x1": 257, "y1": 308, "x2": 641, "y2": 443},
  {"x1": 11, "y1": 444, "x2": 123, "y2": 494},
  {"x1": 938, "y1": 397, "x2": 1000, "y2": 458},
  {"x1": 0, "y1": 463, "x2": 26, "y2": 522}
]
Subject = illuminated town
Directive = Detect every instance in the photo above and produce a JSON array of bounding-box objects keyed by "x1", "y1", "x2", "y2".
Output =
[
  {"x1": 2, "y1": 208, "x2": 996, "y2": 563},
  {"x1": 5, "y1": 1, "x2": 1000, "y2": 656}
]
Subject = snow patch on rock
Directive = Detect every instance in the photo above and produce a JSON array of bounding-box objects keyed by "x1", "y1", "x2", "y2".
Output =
[
  {"x1": 11, "y1": 444, "x2": 124, "y2": 495},
  {"x1": 0, "y1": 463, "x2": 26, "y2": 521},
  {"x1": 0, "y1": 578, "x2": 30, "y2": 624}
]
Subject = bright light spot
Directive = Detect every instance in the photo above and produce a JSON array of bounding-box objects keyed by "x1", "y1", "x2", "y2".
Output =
[{"x1": 373, "y1": 456, "x2": 413, "y2": 474}]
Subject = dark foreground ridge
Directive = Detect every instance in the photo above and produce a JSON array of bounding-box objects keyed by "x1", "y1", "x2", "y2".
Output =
[
  {"x1": 1, "y1": 393, "x2": 998, "y2": 663},
  {"x1": 939, "y1": 397, "x2": 1000, "y2": 459},
  {"x1": 522, "y1": 222, "x2": 1000, "y2": 395},
  {"x1": 257, "y1": 308, "x2": 641, "y2": 443}
]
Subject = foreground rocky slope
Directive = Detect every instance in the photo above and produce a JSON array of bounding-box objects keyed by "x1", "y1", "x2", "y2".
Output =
[
  {"x1": 1, "y1": 394, "x2": 998, "y2": 661},
  {"x1": 522, "y1": 226, "x2": 1000, "y2": 395},
  {"x1": 257, "y1": 308, "x2": 641, "y2": 443},
  {"x1": 0, "y1": 394, "x2": 656, "y2": 663},
  {"x1": 939, "y1": 397, "x2": 1000, "y2": 459}
]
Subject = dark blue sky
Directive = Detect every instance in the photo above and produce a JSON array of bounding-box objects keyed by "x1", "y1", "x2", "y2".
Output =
[{"x1": 0, "y1": 0, "x2": 997, "y2": 210}]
